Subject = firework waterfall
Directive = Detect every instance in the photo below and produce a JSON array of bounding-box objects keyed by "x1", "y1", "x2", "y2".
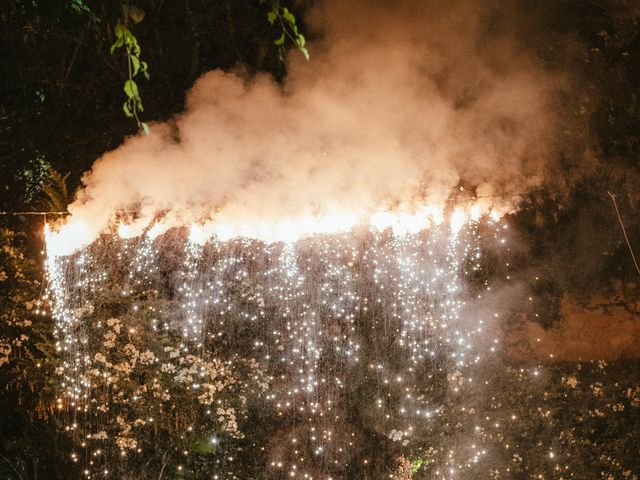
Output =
[{"x1": 44, "y1": 0, "x2": 569, "y2": 478}]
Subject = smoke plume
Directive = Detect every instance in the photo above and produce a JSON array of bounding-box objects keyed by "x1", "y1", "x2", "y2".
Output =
[{"x1": 60, "y1": 0, "x2": 566, "y2": 251}]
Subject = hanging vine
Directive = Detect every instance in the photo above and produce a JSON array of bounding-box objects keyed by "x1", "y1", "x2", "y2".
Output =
[
  {"x1": 110, "y1": 5, "x2": 150, "y2": 134},
  {"x1": 265, "y1": 1, "x2": 309, "y2": 61}
]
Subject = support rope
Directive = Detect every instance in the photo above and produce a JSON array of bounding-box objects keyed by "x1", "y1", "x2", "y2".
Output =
[{"x1": 608, "y1": 190, "x2": 640, "y2": 276}]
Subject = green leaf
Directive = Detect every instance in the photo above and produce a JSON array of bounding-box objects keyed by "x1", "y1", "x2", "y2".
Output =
[
  {"x1": 123, "y1": 101, "x2": 133, "y2": 118},
  {"x1": 267, "y1": 10, "x2": 277, "y2": 25},
  {"x1": 300, "y1": 46, "x2": 309, "y2": 61},
  {"x1": 70, "y1": 0, "x2": 92, "y2": 14},
  {"x1": 124, "y1": 30, "x2": 139, "y2": 51},
  {"x1": 124, "y1": 79, "x2": 139, "y2": 98},
  {"x1": 296, "y1": 33, "x2": 305, "y2": 48},
  {"x1": 274, "y1": 33, "x2": 285, "y2": 46},
  {"x1": 140, "y1": 61, "x2": 148, "y2": 72},
  {"x1": 110, "y1": 36, "x2": 124, "y2": 55},
  {"x1": 131, "y1": 56, "x2": 140, "y2": 76},
  {"x1": 282, "y1": 7, "x2": 296, "y2": 25},
  {"x1": 141, "y1": 122, "x2": 150, "y2": 135},
  {"x1": 411, "y1": 458, "x2": 426, "y2": 474},
  {"x1": 114, "y1": 21, "x2": 124, "y2": 39}
]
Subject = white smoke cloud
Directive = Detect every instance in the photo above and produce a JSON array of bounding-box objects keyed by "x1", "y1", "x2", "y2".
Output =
[{"x1": 58, "y1": 0, "x2": 565, "y2": 251}]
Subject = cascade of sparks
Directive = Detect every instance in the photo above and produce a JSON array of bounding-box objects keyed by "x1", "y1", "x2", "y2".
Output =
[{"x1": 44, "y1": 207, "x2": 511, "y2": 479}]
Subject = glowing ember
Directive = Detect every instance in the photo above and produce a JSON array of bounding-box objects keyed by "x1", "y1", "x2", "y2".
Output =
[
  {"x1": 44, "y1": 207, "x2": 507, "y2": 478},
  {"x1": 46, "y1": 202, "x2": 504, "y2": 255}
]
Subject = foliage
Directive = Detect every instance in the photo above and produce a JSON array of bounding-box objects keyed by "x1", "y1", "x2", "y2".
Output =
[
  {"x1": 1, "y1": 1, "x2": 640, "y2": 478},
  {"x1": 69, "y1": 0, "x2": 92, "y2": 16},
  {"x1": 1, "y1": 0, "x2": 298, "y2": 213},
  {"x1": 63, "y1": 312, "x2": 266, "y2": 477},
  {"x1": 2, "y1": 220, "x2": 640, "y2": 478},
  {"x1": 264, "y1": 0, "x2": 309, "y2": 61},
  {"x1": 40, "y1": 168, "x2": 70, "y2": 213},
  {"x1": 17, "y1": 155, "x2": 52, "y2": 206},
  {"x1": 382, "y1": 358, "x2": 640, "y2": 480},
  {"x1": 46, "y1": 236, "x2": 270, "y2": 478},
  {"x1": 410, "y1": 457, "x2": 425, "y2": 474},
  {"x1": 110, "y1": 5, "x2": 150, "y2": 134},
  {"x1": 0, "y1": 227, "x2": 74, "y2": 479},
  {"x1": 14, "y1": 159, "x2": 69, "y2": 213}
]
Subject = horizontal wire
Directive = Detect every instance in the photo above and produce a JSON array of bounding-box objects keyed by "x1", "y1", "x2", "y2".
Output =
[{"x1": 0, "y1": 211, "x2": 69, "y2": 216}]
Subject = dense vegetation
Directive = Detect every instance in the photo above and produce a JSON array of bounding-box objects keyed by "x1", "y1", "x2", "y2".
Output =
[{"x1": 1, "y1": 0, "x2": 639, "y2": 478}]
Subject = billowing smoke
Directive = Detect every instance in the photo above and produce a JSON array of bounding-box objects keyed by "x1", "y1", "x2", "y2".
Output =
[{"x1": 59, "y1": 0, "x2": 566, "y2": 252}]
